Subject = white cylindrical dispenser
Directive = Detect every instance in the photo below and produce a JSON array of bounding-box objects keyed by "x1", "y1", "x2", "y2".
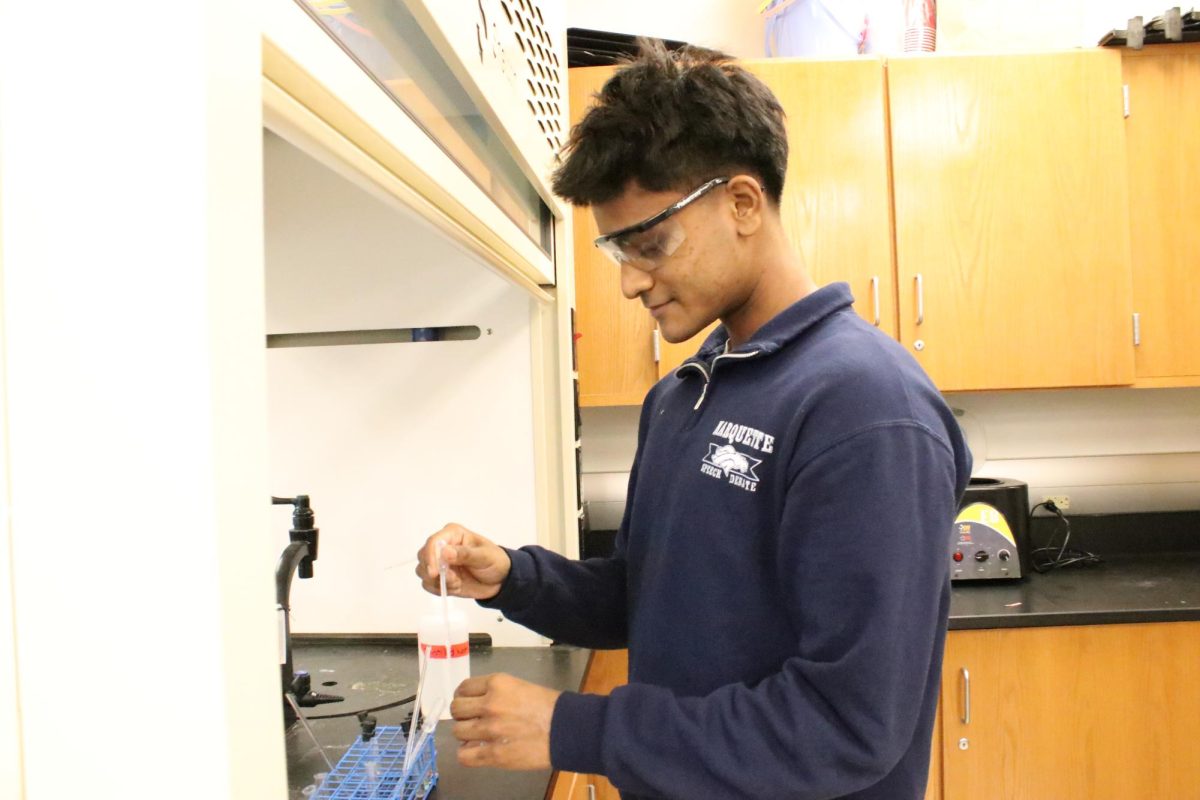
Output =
[{"x1": 417, "y1": 597, "x2": 470, "y2": 720}]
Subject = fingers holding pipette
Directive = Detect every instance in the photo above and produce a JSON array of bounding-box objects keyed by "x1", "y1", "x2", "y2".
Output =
[{"x1": 415, "y1": 523, "x2": 512, "y2": 601}]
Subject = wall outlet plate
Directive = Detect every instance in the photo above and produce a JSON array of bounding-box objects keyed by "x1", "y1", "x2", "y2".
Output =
[{"x1": 1043, "y1": 494, "x2": 1071, "y2": 510}]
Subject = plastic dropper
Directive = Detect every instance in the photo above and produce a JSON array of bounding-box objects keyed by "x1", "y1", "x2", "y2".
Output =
[
  {"x1": 402, "y1": 541, "x2": 453, "y2": 775},
  {"x1": 437, "y1": 540, "x2": 455, "y2": 710}
]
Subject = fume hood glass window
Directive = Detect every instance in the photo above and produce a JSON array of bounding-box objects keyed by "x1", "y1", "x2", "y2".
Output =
[{"x1": 298, "y1": 0, "x2": 554, "y2": 255}]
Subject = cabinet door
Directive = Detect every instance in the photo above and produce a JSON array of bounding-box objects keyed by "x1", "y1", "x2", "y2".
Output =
[
  {"x1": 888, "y1": 51, "x2": 1135, "y2": 391},
  {"x1": 656, "y1": 322, "x2": 719, "y2": 380},
  {"x1": 580, "y1": 648, "x2": 629, "y2": 693},
  {"x1": 1122, "y1": 44, "x2": 1200, "y2": 385},
  {"x1": 744, "y1": 58, "x2": 897, "y2": 337},
  {"x1": 924, "y1": 700, "x2": 942, "y2": 800},
  {"x1": 656, "y1": 58, "x2": 898, "y2": 378},
  {"x1": 568, "y1": 66, "x2": 658, "y2": 407},
  {"x1": 941, "y1": 623, "x2": 1200, "y2": 800},
  {"x1": 546, "y1": 770, "x2": 590, "y2": 800},
  {"x1": 581, "y1": 650, "x2": 628, "y2": 799},
  {"x1": 573, "y1": 59, "x2": 897, "y2": 392},
  {"x1": 547, "y1": 650, "x2": 630, "y2": 799}
]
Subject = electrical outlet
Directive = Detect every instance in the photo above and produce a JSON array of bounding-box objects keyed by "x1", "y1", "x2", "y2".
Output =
[{"x1": 1043, "y1": 494, "x2": 1070, "y2": 510}]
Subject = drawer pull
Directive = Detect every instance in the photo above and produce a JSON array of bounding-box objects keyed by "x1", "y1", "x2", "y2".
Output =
[
  {"x1": 961, "y1": 667, "x2": 971, "y2": 725},
  {"x1": 915, "y1": 273, "x2": 925, "y2": 326},
  {"x1": 870, "y1": 276, "x2": 881, "y2": 327}
]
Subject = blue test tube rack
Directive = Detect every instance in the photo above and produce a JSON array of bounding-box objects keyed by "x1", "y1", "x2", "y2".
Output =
[{"x1": 313, "y1": 726, "x2": 437, "y2": 800}]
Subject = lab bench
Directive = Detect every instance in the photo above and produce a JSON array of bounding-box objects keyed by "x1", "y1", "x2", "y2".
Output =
[
  {"x1": 286, "y1": 642, "x2": 589, "y2": 800},
  {"x1": 287, "y1": 550, "x2": 1200, "y2": 800},
  {"x1": 949, "y1": 551, "x2": 1200, "y2": 629}
]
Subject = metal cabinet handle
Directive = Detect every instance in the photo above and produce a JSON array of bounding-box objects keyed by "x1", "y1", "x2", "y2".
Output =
[
  {"x1": 870, "y1": 276, "x2": 881, "y2": 327},
  {"x1": 961, "y1": 667, "x2": 971, "y2": 725},
  {"x1": 652, "y1": 328, "x2": 661, "y2": 364},
  {"x1": 915, "y1": 274, "x2": 925, "y2": 326},
  {"x1": 588, "y1": 784, "x2": 597, "y2": 800}
]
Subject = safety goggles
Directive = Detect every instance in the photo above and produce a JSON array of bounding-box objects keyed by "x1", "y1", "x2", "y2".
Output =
[{"x1": 593, "y1": 177, "x2": 730, "y2": 268}]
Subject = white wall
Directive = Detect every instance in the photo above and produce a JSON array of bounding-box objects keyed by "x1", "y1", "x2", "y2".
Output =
[
  {"x1": 0, "y1": 3, "x2": 285, "y2": 799},
  {"x1": 567, "y1": 0, "x2": 768, "y2": 58},
  {"x1": 951, "y1": 388, "x2": 1200, "y2": 514},
  {"x1": 582, "y1": 387, "x2": 1200, "y2": 519},
  {"x1": 565, "y1": 1, "x2": 1161, "y2": 60},
  {"x1": 938, "y1": 0, "x2": 1173, "y2": 52},
  {"x1": 264, "y1": 132, "x2": 543, "y2": 646},
  {"x1": 0, "y1": 284, "x2": 20, "y2": 800}
]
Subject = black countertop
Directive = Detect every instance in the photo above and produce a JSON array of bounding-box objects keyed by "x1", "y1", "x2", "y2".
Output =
[
  {"x1": 950, "y1": 552, "x2": 1200, "y2": 630},
  {"x1": 286, "y1": 642, "x2": 589, "y2": 800},
  {"x1": 286, "y1": 547, "x2": 1200, "y2": 797}
]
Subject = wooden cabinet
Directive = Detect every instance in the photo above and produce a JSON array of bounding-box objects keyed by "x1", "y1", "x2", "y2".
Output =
[
  {"x1": 1121, "y1": 43, "x2": 1200, "y2": 386},
  {"x1": 547, "y1": 649, "x2": 629, "y2": 800},
  {"x1": 925, "y1": 702, "x2": 943, "y2": 800},
  {"x1": 743, "y1": 58, "x2": 897, "y2": 337},
  {"x1": 546, "y1": 769, "x2": 591, "y2": 800},
  {"x1": 553, "y1": 627, "x2": 1200, "y2": 800},
  {"x1": 568, "y1": 67, "x2": 660, "y2": 407},
  {"x1": 938, "y1": 622, "x2": 1200, "y2": 800},
  {"x1": 573, "y1": 50, "x2": 1152, "y2": 398},
  {"x1": 888, "y1": 50, "x2": 1136, "y2": 391},
  {"x1": 570, "y1": 58, "x2": 897, "y2": 399},
  {"x1": 655, "y1": 322, "x2": 719, "y2": 378}
]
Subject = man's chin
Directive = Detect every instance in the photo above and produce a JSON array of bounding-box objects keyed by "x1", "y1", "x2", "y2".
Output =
[{"x1": 658, "y1": 320, "x2": 706, "y2": 344}]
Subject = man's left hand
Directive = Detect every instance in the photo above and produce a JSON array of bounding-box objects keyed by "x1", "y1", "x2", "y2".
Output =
[{"x1": 450, "y1": 673, "x2": 561, "y2": 770}]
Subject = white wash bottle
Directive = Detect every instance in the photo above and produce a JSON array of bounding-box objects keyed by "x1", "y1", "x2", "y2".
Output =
[{"x1": 417, "y1": 597, "x2": 470, "y2": 720}]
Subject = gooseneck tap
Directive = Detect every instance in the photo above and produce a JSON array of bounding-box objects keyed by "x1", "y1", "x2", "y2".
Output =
[{"x1": 274, "y1": 495, "x2": 341, "y2": 725}]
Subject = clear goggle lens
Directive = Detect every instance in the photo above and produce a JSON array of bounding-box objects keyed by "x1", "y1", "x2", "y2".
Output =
[{"x1": 595, "y1": 218, "x2": 687, "y2": 268}]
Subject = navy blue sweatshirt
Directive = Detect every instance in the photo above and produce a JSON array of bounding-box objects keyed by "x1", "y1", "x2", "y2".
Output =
[{"x1": 482, "y1": 283, "x2": 972, "y2": 799}]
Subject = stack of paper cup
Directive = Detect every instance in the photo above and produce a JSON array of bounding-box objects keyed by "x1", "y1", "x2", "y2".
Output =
[{"x1": 903, "y1": 0, "x2": 937, "y2": 52}]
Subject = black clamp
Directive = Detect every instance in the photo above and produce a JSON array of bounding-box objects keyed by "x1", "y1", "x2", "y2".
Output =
[{"x1": 358, "y1": 712, "x2": 378, "y2": 743}]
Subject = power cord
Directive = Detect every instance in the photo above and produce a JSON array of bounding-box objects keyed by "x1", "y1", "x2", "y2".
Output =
[{"x1": 1029, "y1": 500, "x2": 1102, "y2": 573}]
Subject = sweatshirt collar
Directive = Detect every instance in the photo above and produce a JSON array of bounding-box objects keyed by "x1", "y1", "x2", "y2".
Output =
[{"x1": 683, "y1": 282, "x2": 855, "y2": 367}]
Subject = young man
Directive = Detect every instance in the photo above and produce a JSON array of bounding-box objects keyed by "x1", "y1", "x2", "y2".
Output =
[{"x1": 417, "y1": 41, "x2": 971, "y2": 800}]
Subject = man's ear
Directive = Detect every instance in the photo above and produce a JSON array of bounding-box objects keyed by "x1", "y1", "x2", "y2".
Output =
[{"x1": 727, "y1": 174, "x2": 765, "y2": 237}]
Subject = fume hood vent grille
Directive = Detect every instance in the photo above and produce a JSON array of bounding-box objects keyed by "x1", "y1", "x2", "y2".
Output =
[{"x1": 495, "y1": 0, "x2": 563, "y2": 153}]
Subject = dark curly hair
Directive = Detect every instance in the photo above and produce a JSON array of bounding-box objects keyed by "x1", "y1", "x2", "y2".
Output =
[{"x1": 551, "y1": 39, "x2": 788, "y2": 207}]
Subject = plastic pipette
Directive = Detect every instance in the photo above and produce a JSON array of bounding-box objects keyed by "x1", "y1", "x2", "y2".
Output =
[
  {"x1": 436, "y1": 540, "x2": 456, "y2": 708},
  {"x1": 286, "y1": 692, "x2": 336, "y2": 771},
  {"x1": 402, "y1": 541, "x2": 454, "y2": 774}
]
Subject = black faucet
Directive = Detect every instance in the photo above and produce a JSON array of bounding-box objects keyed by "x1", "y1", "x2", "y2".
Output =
[{"x1": 274, "y1": 495, "x2": 342, "y2": 725}]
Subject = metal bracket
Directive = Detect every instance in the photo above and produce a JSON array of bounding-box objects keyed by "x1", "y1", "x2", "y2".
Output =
[
  {"x1": 1148, "y1": 7, "x2": 1185, "y2": 41},
  {"x1": 1101, "y1": 16, "x2": 1145, "y2": 48},
  {"x1": 1127, "y1": 16, "x2": 1146, "y2": 49},
  {"x1": 1167, "y1": 7, "x2": 1184, "y2": 40},
  {"x1": 1100, "y1": 8, "x2": 1200, "y2": 47}
]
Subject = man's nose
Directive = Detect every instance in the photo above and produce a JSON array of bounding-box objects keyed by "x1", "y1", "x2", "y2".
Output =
[{"x1": 619, "y1": 261, "x2": 653, "y2": 300}]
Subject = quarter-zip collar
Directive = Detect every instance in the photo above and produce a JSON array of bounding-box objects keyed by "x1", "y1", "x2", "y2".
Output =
[{"x1": 673, "y1": 283, "x2": 856, "y2": 410}]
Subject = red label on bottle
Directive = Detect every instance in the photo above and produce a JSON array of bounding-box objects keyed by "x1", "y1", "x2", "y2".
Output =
[{"x1": 420, "y1": 641, "x2": 469, "y2": 659}]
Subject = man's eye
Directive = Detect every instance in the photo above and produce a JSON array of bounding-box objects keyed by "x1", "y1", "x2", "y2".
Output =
[{"x1": 635, "y1": 239, "x2": 666, "y2": 259}]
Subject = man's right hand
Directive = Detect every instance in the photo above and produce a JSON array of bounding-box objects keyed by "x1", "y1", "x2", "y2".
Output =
[{"x1": 416, "y1": 523, "x2": 512, "y2": 601}]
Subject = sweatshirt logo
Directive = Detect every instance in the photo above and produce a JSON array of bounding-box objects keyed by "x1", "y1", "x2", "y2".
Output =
[
  {"x1": 712, "y1": 420, "x2": 775, "y2": 453},
  {"x1": 702, "y1": 444, "x2": 763, "y2": 492},
  {"x1": 701, "y1": 420, "x2": 774, "y2": 493}
]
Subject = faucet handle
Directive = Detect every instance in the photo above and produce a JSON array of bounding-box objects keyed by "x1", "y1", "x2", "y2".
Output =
[{"x1": 272, "y1": 495, "x2": 319, "y2": 571}]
